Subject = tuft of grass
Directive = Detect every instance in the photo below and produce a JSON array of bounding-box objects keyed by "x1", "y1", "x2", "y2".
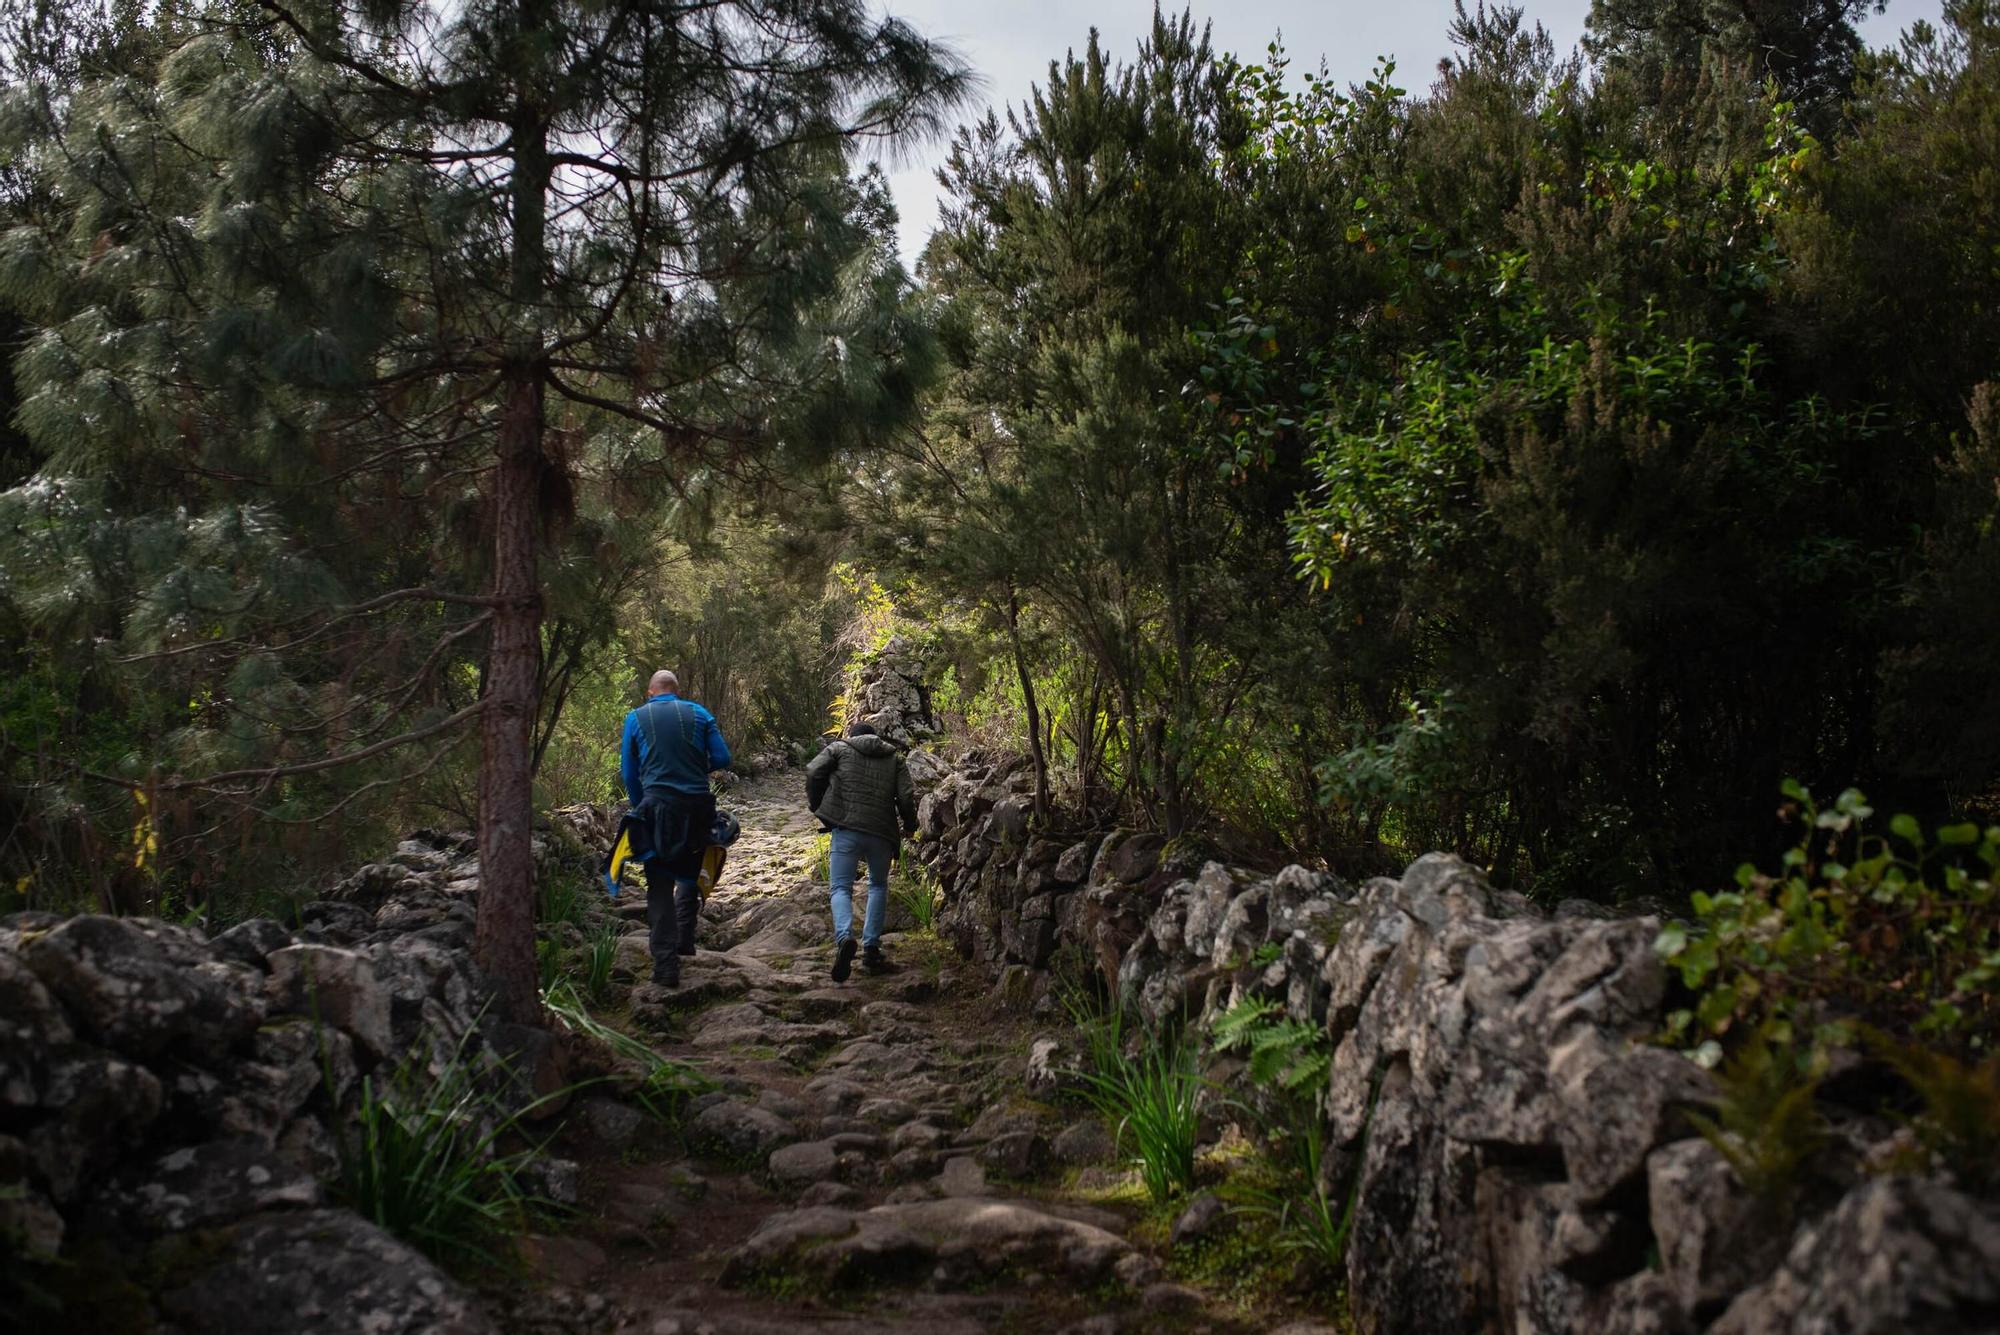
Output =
[
  {"x1": 1210, "y1": 995, "x2": 1354, "y2": 1278},
  {"x1": 537, "y1": 875, "x2": 589, "y2": 928},
  {"x1": 891, "y1": 861, "x2": 944, "y2": 934},
  {"x1": 809, "y1": 832, "x2": 832, "y2": 883},
  {"x1": 334, "y1": 1025, "x2": 558, "y2": 1267},
  {"x1": 1075, "y1": 1027, "x2": 1203, "y2": 1204},
  {"x1": 543, "y1": 978, "x2": 712, "y2": 1127},
  {"x1": 536, "y1": 936, "x2": 565, "y2": 992},
  {"x1": 1237, "y1": 1113, "x2": 1357, "y2": 1276},
  {"x1": 578, "y1": 921, "x2": 620, "y2": 1004}
]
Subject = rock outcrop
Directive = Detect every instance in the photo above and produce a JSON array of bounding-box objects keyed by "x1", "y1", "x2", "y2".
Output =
[{"x1": 843, "y1": 636, "x2": 936, "y2": 748}]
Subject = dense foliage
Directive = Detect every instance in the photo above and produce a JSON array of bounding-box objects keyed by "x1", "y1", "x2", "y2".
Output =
[
  {"x1": 860, "y1": 1, "x2": 2000, "y2": 898},
  {"x1": 3, "y1": 0, "x2": 1997, "y2": 929}
]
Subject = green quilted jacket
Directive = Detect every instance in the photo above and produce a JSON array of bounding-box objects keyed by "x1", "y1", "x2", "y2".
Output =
[{"x1": 806, "y1": 734, "x2": 917, "y2": 843}]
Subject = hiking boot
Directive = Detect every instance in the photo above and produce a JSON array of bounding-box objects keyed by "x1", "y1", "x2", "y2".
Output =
[
  {"x1": 862, "y1": 946, "x2": 895, "y2": 976},
  {"x1": 831, "y1": 937, "x2": 858, "y2": 983},
  {"x1": 651, "y1": 962, "x2": 681, "y2": 988}
]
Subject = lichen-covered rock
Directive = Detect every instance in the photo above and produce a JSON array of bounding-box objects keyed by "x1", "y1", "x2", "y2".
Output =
[
  {"x1": 265, "y1": 944, "x2": 396, "y2": 1064},
  {"x1": 1090, "y1": 831, "x2": 1166, "y2": 886},
  {"x1": 111, "y1": 1138, "x2": 322, "y2": 1233},
  {"x1": 21, "y1": 915, "x2": 264, "y2": 1061},
  {"x1": 1647, "y1": 1137, "x2": 1786, "y2": 1321},
  {"x1": 1024, "y1": 1035, "x2": 1080, "y2": 1097},
  {"x1": 768, "y1": 1138, "x2": 842, "y2": 1186},
  {"x1": 1708, "y1": 1177, "x2": 2000, "y2": 1335},
  {"x1": 0, "y1": 949, "x2": 72, "y2": 1109},
  {"x1": 1552, "y1": 1032, "x2": 1715, "y2": 1203},
  {"x1": 157, "y1": 1208, "x2": 498, "y2": 1334},
  {"x1": 27, "y1": 1052, "x2": 164, "y2": 1203},
  {"x1": 207, "y1": 918, "x2": 294, "y2": 972}
]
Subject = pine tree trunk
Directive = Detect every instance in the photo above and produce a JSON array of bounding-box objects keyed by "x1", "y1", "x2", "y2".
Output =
[
  {"x1": 477, "y1": 373, "x2": 544, "y2": 1025},
  {"x1": 1006, "y1": 590, "x2": 1050, "y2": 823},
  {"x1": 476, "y1": 49, "x2": 550, "y2": 1027}
]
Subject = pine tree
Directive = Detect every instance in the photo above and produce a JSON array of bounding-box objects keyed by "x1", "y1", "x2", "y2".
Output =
[{"x1": 1, "y1": 0, "x2": 966, "y2": 1019}]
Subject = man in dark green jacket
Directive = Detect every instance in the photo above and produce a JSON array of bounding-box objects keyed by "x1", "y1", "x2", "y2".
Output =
[{"x1": 805, "y1": 723, "x2": 918, "y2": 981}]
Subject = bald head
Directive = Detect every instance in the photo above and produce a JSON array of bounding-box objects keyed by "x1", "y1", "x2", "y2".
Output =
[{"x1": 647, "y1": 669, "x2": 678, "y2": 697}]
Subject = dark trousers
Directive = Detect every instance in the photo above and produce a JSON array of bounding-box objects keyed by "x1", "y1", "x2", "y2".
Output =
[{"x1": 644, "y1": 859, "x2": 700, "y2": 963}]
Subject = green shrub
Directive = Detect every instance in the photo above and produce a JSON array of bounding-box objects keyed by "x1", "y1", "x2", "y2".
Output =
[
  {"x1": 1656, "y1": 782, "x2": 2000, "y2": 1063},
  {"x1": 537, "y1": 875, "x2": 589, "y2": 929},
  {"x1": 1211, "y1": 996, "x2": 1330, "y2": 1096},
  {"x1": 1869, "y1": 1036, "x2": 2000, "y2": 1195},
  {"x1": 1685, "y1": 1027, "x2": 1826, "y2": 1213}
]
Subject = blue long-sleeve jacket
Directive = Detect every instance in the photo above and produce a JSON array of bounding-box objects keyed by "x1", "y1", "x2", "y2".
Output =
[{"x1": 621, "y1": 694, "x2": 731, "y2": 802}]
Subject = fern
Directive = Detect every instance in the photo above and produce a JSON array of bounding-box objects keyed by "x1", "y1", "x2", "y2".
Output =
[
  {"x1": 1868, "y1": 1034, "x2": 2000, "y2": 1193},
  {"x1": 1211, "y1": 996, "x2": 1282, "y2": 1050},
  {"x1": 1685, "y1": 1026, "x2": 1824, "y2": 1210},
  {"x1": 1213, "y1": 997, "x2": 1330, "y2": 1094}
]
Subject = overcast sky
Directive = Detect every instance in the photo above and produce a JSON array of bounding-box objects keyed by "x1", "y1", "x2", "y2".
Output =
[{"x1": 867, "y1": 0, "x2": 1946, "y2": 269}]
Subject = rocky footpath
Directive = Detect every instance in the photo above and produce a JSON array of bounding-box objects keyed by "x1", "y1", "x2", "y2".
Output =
[
  {"x1": 909, "y1": 754, "x2": 2000, "y2": 1334},
  {"x1": 501, "y1": 772, "x2": 1342, "y2": 1333}
]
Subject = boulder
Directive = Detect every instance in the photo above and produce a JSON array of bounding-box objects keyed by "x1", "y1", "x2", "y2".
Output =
[
  {"x1": 1024, "y1": 1036, "x2": 1080, "y2": 1097},
  {"x1": 576, "y1": 1096, "x2": 647, "y2": 1150},
  {"x1": 1647, "y1": 1138, "x2": 1787, "y2": 1320},
  {"x1": 690, "y1": 1099, "x2": 798, "y2": 1161},
  {"x1": 209, "y1": 919, "x2": 293, "y2": 972},
  {"x1": 1552, "y1": 1034, "x2": 1715, "y2": 1203},
  {"x1": 768, "y1": 1138, "x2": 843, "y2": 1187},
  {"x1": 26, "y1": 1053, "x2": 164, "y2": 1203},
  {"x1": 976, "y1": 1130, "x2": 1052, "y2": 1179},
  {"x1": 1171, "y1": 1191, "x2": 1227, "y2": 1248},
  {"x1": 157, "y1": 1208, "x2": 498, "y2": 1334},
  {"x1": 723, "y1": 1197, "x2": 1136, "y2": 1291},
  {"x1": 1090, "y1": 832, "x2": 1167, "y2": 886},
  {"x1": 1053, "y1": 1120, "x2": 1116, "y2": 1167},
  {"x1": 0, "y1": 950, "x2": 73, "y2": 1109}
]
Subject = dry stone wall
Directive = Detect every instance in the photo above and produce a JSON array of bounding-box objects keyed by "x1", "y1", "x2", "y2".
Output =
[
  {"x1": 0, "y1": 831, "x2": 593, "y2": 1333},
  {"x1": 907, "y1": 752, "x2": 2000, "y2": 1334}
]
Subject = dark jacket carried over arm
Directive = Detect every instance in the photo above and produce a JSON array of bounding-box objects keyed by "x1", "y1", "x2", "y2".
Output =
[{"x1": 806, "y1": 735, "x2": 917, "y2": 843}]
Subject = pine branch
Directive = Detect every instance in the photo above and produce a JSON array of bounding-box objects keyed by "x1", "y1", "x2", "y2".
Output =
[
  {"x1": 116, "y1": 588, "x2": 500, "y2": 664},
  {"x1": 73, "y1": 698, "x2": 485, "y2": 794}
]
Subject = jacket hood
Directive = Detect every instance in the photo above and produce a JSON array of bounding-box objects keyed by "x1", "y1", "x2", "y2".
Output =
[{"x1": 843, "y1": 734, "x2": 899, "y2": 758}]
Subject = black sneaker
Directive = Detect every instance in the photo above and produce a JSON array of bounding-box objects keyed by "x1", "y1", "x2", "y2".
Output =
[
  {"x1": 651, "y1": 964, "x2": 680, "y2": 988},
  {"x1": 831, "y1": 937, "x2": 857, "y2": 983},
  {"x1": 862, "y1": 947, "x2": 895, "y2": 976}
]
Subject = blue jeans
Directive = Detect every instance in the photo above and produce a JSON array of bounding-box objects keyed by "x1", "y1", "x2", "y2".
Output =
[{"x1": 828, "y1": 826, "x2": 892, "y2": 950}]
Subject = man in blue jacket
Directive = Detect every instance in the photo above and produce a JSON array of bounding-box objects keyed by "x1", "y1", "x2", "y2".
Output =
[{"x1": 621, "y1": 669, "x2": 732, "y2": 986}]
